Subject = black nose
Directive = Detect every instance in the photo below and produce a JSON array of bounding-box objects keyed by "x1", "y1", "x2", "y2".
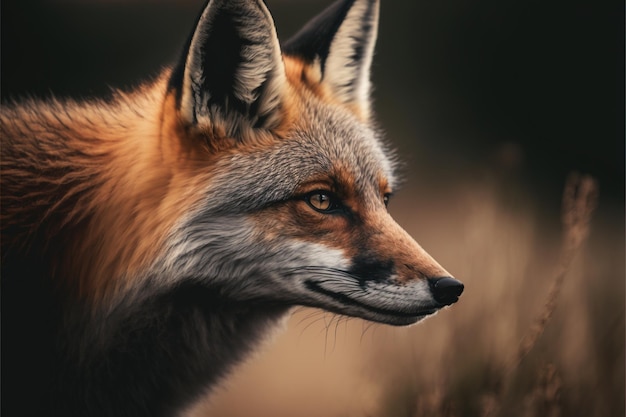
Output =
[{"x1": 428, "y1": 277, "x2": 464, "y2": 306}]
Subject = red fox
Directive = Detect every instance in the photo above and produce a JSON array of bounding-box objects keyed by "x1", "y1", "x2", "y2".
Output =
[{"x1": 1, "y1": 0, "x2": 463, "y2": 416}]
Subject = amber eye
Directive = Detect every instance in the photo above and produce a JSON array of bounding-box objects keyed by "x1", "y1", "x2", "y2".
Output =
[
  {"x1": 304, "y1": 191, "x2": 339, "y2": 213},
  {"x1": 383, "y1": 193, "x2": 391, "y2": 208}
]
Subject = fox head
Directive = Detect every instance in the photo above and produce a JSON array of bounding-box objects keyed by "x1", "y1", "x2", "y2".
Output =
[
  {"x1": 0, "y1": 1, "x2": 463, "y2": 414},
  {"x1": 142, "y1": 0, "x2": 463, "y2": 326}
]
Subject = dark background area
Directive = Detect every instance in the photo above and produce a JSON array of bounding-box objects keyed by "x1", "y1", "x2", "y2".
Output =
[{"x1": 1, "y1": 0, "x2": 623, "y2": 212}]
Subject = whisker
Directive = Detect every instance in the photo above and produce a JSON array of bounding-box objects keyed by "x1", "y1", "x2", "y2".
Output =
[
  {"x1": 328, "y1": 315, "x2": 340, "y2": 355},
  {"x1": 360, "y1": 320, "x2": 377, "y2": 344},
  {"x1": 323, "y1": 313, "x2": 332, "y2": 359},
  {"x1": 294, "y1": 308, "x2": 320, "y2": 327},
  {"x1": 297, "y1": 310, "x2": 328, "y2": 337}
]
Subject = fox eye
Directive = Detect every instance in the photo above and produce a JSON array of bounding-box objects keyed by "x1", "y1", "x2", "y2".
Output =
[
  {"x1": 304, "y1": 191, "x2": 341, "y2": 213},
  {"x1": 383, "y1": 193, "x2": 391, "y2": 208}
]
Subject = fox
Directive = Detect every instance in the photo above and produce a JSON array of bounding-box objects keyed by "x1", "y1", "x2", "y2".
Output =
[{"x1": 1, "y1": 0, "x2": 464, "y2": 416}]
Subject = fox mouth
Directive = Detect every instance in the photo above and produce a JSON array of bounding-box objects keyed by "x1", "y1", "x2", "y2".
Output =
[{"x1": 304, "y1": 280, "x2": 439, "y2": 325}]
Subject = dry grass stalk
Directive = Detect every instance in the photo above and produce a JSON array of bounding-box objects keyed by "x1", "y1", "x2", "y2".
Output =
[
  {"x1": 482, "y1": 173, "x2": 598, "y2": 417},
  {"x1": 521, "y1": 363, "x2": 563, "y2": 417},
  {"x1": 513, "y1": 173, "x2": 598, "y2": 368}
]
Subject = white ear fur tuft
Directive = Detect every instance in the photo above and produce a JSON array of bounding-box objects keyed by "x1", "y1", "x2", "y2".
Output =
[{"x1": 323, "y1": 0, "x2": 379, "y2": 119}]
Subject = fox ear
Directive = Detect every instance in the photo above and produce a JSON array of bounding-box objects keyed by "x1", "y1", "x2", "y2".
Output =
[
  {"x1": 170, "y1": 0, "x2": 287, "y2": 135},
  {"x1": 283, "y1": 0, "x2": 379, "y2": 119}
]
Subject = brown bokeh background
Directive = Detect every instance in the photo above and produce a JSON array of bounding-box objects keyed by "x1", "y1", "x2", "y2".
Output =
[{"x1": 2, "y1": 0, "x2": 623, "y2": 416}]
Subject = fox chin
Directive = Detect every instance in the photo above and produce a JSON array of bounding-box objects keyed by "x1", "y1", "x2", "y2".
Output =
[{"x1": 1, "y1": 0, "x2": 463, "y2": 416}]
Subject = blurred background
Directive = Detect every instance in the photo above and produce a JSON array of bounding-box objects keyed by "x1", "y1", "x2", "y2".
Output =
[{"x1": 2, "y1": 0, "x2": 623, "y2": 416}]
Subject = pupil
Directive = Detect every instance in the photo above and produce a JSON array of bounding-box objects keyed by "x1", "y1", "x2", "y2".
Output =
[{"x1": 311, "y1": 193, "x2": 330, "y2": 210}]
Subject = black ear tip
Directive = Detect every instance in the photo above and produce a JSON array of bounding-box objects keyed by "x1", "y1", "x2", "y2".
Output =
[{"x1": 282, "y1": 0, "x2": 353, "y2": 63}]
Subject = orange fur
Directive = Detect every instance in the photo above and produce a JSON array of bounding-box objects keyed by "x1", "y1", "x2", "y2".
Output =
[{"x1": 283, "y1": 55, "x2": 369, "y2": 122}]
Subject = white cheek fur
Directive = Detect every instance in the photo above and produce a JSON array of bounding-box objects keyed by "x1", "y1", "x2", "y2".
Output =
[{"x1": 147, "y1": 216, "x2": 351, "y2": 300}]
